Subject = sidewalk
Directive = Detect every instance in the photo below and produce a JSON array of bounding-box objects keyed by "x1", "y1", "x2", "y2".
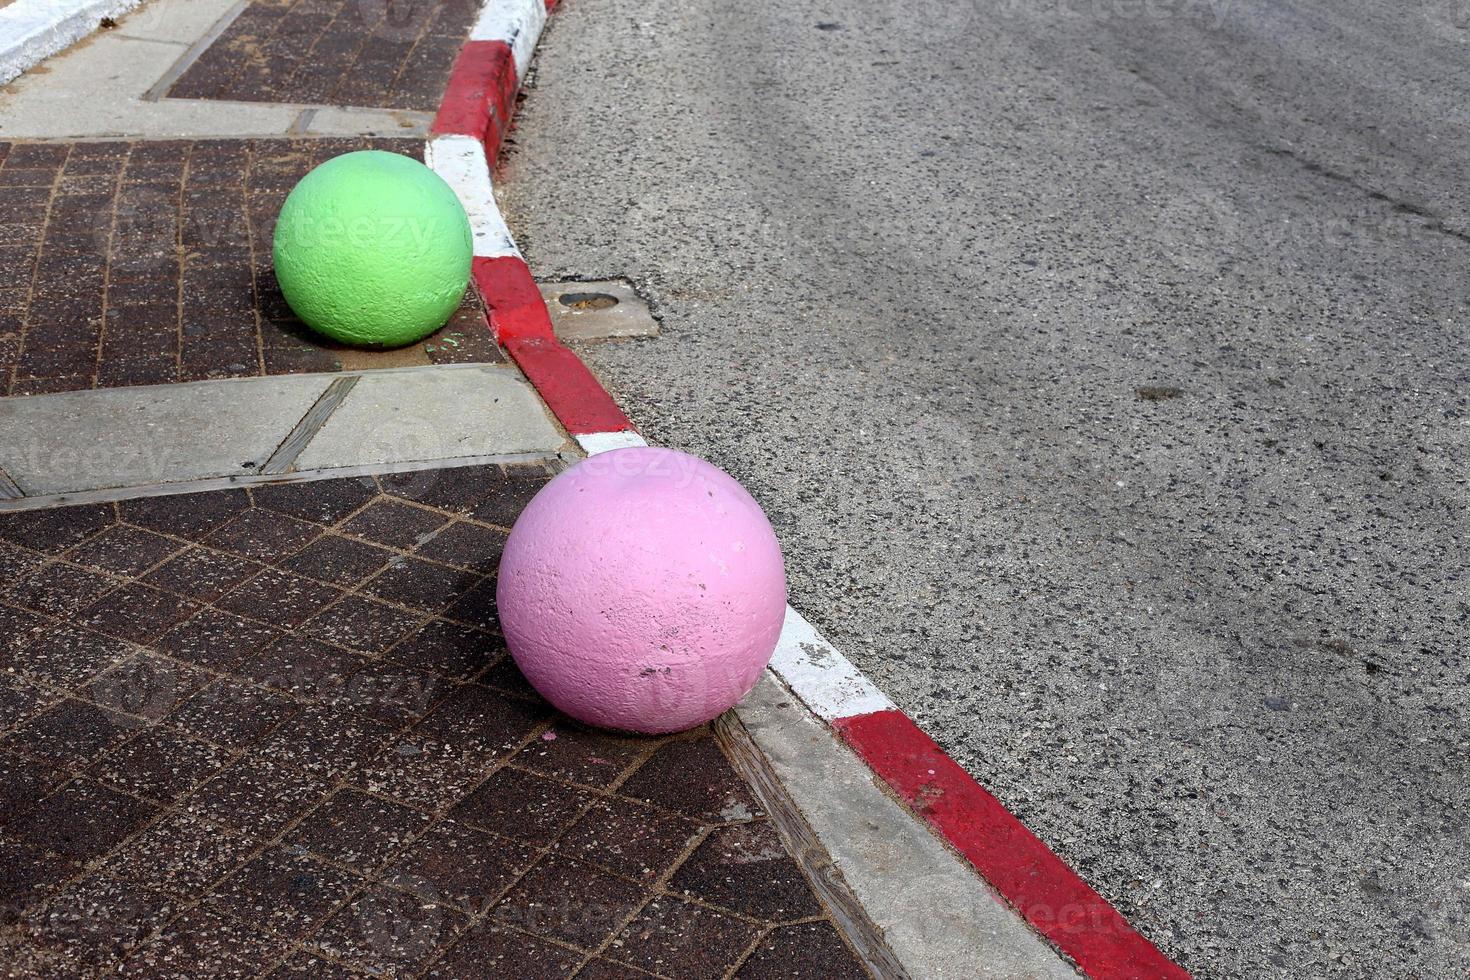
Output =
[
  {"x1": 0, "y1": 466, "x2": 874, "y2": 978},
  {"x1": 1, "y1": 2, "x2": 1097, "y2": 979}
]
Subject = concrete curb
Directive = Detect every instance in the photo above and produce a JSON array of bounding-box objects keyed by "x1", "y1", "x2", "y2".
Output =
[
  {"x1": 0, "y1": 0, "x2": 145, "y2": 85},
  {"x1": 425, "y1": 3, "x2": 1192, "y2": 978}
]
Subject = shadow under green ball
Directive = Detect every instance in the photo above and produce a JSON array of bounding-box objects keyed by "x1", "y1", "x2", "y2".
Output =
[{"x1": 272, "y1": 150, "x2": 472, "y2": 349}]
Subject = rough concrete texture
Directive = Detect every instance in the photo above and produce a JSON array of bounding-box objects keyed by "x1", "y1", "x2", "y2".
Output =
[
  {"x1": 273, "y1": 151, "x2": 472, "y2": 348},
  {"x1": 0, "y1": 373, "x2": 331, "y2": 493},
  {"x1": 499, "y1": 447, "x2": 786, "y2": 734},
  {"x1": 501, "y1": 0, "x2": 1470, "y2": 976},
  {"x1": 291, "y1": 366, "x2": 565, "y2": 471},
  {"x1": 737, "y1": 673, "x2": 1080, "y2": 980}
]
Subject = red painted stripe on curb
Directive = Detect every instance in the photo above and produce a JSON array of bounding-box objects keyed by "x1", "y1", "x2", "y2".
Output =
[
  {"x1": 432, "y1": 39, "x2": 517, "y2": 153},
  {"x1": 834, "y1": 710, "x2": 1192, "y2": 980},
  {"x1": 473, "y1": 256, "x2": 634, "y2": 435}
]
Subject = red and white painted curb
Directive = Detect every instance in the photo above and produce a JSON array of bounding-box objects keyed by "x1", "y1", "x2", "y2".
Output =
[{"x1": 427, "y1": 4, "x2": 1192, "y2": 978}]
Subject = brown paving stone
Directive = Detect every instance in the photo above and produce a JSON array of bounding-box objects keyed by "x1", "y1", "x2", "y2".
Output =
[
  {"x1": 610, "y1": 896, "x2": 761, "y2": 980},
  {"x1": 255, "y1": 702, "x2": 396, "y2": 777},
  {"x1": 0, "y1": 834, "x2": 76, "y2": 916},
  {"x1": 0, "y1": 597, "x2": 50, "y2": 657},
  {"x1": 302, "y1": 593, "x2": 423, "y2": 654},
  {"x1": 119, "y1": 905, "x2": 281, "y2": 978},
  {"x1": 619, "y1": 737, "x2": 765, "y2": 824},
  {"x1": 479, "y1": 647, "x2": 543, "y2": 699},
  {"x1": 577, "y1": 959, "x2": 662, "y2": 979},
  {"x1": 311, "y1": 880, "x2": 471, "y2": 975},
  {"x1": 106, "y1": 812, "x2": 260, "y2": 899},
  {"x1": 358, "y1": 685, "x2": 545, "y2": 808},
  {"x1": 378, "y1": 463, "x2": 512, "y2": 513},
  {"x1": 210, "y1": 844, "x2": 364, "y2": 940},
  {"x1": 669, "y1": 823, "x2": 823, "y2": 923},
  {"x1": 24, "y1": 872, "x2": 178, "y2": 971},
  {"x1": 492, "y1": 853, "x2": 646, "y2": 950},
  {"x1": 341, "y1": 498, "x2": 449, "y2": 549},
  {"x1": 387, "y1": 619, "x2": 497, "y2": 681},
  {"x1": 282, "y1": 533, "x2": 395, "y2": 587},
  {"x1": 362, "y1": 554, "x2": 480, "y2": 613},
  {"x1": 168, "y1": 676, "x2": 299, "y2": 748},
  {"x1": 237, "y1": 634, "x2": 367, "y2": 701},
  {"x1": 185, "y1": 756, "x2": 334, "y2": 837},
  {"x1": 119, "y1": 489, "x2": 249, "y2": 540},
  {"x1": 470, "y1": 465, "x2": 555, "y2": 528},
  {"x1": 66, "y1": 525, "x2": 184, "y2": 577},
  {"x1": 735, "y1": 922, "x2": 870, "y2": 980},
  {"x1": 449, "y1": 767, "x2": 596, "y2": 847},
  {"x1": 4, "y1": 140, "x2": 498, "y2": 395},
  {"x1": 85, "y1": 651, "x2": 210, "y2": 722},
  {"x1": 414, "y1": 519, "x2": 508, "y2": 573},
  {"x1": 9, "y1": 560, "x2": 118, "y2": 616},
  {"x1": 216, "y1": 568, "x2": 344, "y2": 627},
  {"x1": 154, "y1": 607, "x2": 281, "y2": 670},
  {"x1": 385, "y1": 819, "x2": 535, "y2": 913},
  {"x1": 0, "y1": 540, "x2": 44, "y2": 587},
  {"x1": 283, "y1": 787, "x2": 432, "y2": 872},
  {"x1": 442, "y1": 575, "x2": 500, "y2": 630},
  {"x1": 3, "y1": 622, "x2": 136, "y2": 688},
  {"x1": 338, "y1": 660, "x2": 446, "y2": 727},
  {"x1": 142, "y1": 546, "x2": 264, "y2": 602},
  {"x1": 0, "y1": 749, "x2": 67, "y2": 827},
  {"x1": 265, "y1": 952, "x2": 375, "y2": 979},
  {"x1": 0, "y1": 674, "x2": 50, "y2": 729},
  {"x1": 78, "y1": 583, "x2": 200, "y2": 643},
  {"x1": 514, "y1": 723, "x2": 647, "y2": 790},
  {"x1": 8, "y1": 777, "x2": 157, "y2": 861},
  {"x1": 2, "y1": 698, "x2": 138, "y2": 766},
  {"x1": 91, "y1": 725, "x2": 228, "y2": 801},
  {"x1": 427, "y1": 921, "x2": 584, "y2": 979},
  {"x1": 252, "y1": 476, "x2": 378, "y2": 524},
  {"x1": 559, "y1": 797, "x2": 701, "y2": 883},
  {"x1": 204, "y1": 507, "x2": 323, "y2": 562}
]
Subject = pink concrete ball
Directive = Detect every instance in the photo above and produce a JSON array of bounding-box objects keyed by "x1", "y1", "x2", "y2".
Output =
[{"x1": 496, "y1": 447, "x2": 787, "y2": 734}]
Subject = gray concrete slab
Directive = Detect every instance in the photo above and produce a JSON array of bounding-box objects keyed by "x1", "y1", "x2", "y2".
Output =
[
  {"x1": 0, "y1": 373, "x2": 331, "y2": 494},
  {"x1": 291, "y1": 365, "x2": 565, "y2": 471},
  {"x1": 538, "y1": 279, "x2": 660, "y2": 341},
  {"x1": 502, "y1": 0, "x2": 1470, "y2": 976},
  {"x1": 736, "y1": 673, "x2": 1079, "y2": 980}
]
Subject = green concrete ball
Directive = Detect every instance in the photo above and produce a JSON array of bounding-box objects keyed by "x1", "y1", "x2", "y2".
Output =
[{"x1": 272, "y1": 150, "x2": 472, "y2": 348}]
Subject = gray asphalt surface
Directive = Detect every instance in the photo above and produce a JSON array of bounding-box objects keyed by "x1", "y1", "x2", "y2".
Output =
[{"x1": 501, "y1": 1, "x2": 1470, "y2": 976}]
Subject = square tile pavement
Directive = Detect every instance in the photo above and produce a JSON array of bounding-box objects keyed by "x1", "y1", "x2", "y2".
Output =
[
  {"x1": 0, "y1": 463, "x2": 876, "y2": 977},
  {"x1": 0, "y1": 138, "x2": 503, "y2": 396}
]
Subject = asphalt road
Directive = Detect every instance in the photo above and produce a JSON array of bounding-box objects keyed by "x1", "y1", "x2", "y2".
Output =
[{"x1": 502, "y1": 1, "x2": 1470, "y2": 976}]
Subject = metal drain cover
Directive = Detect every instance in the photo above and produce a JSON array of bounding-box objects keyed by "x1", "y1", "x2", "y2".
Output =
[{"x1": 537, "y1": 279, "x2": 659, "y2": 341}]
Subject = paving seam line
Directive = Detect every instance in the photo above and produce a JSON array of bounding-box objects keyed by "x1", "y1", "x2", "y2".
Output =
[
  {"x1": 419, "y1": 1, "x2": 1192, "y2": 978},
  {"x1": 0, "y1": 0, "x2": 148, "y2": 85}
]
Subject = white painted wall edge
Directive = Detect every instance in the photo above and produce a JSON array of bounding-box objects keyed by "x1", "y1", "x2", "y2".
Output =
[
  {"x1": 469, "y1": 0, "x2": 548, "y2": 81},
  {"x1": 574, "y1": 431, "x2": 648, "y2": 455},
  {"x1": 424, "y1": 134, "x2": 523, "y2": 259},
  {"x1": 0, "y1": 0, "x2": 147, "y2": 85},
  {"x1": 768, "y1": 604, "x2": 896, "y2": 721}
]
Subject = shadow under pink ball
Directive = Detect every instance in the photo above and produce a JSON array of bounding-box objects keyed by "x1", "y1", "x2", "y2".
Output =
[{"x1": 496, "y1": 447, "x2": 787, "y2": 734}]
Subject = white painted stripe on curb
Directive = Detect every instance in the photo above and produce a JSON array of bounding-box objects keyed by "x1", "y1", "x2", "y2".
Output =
[
  {"x1": 424, "y1": 134, "x2": 522, "y2": 259},
  {"x1": 574, "y1": 431, "x2": 647, "y2": 455},
  {"x1": 769, "y1": 605, "x2": 896, "y2": 722},
  {"x1": 470, "y1": 0, "x2": 549, "y2": 81},
  {"x1": 0, "y1": 0, "x2": 146, "y2": 84}
]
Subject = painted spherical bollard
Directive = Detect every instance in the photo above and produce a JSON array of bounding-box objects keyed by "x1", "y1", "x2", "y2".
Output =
[
  {"x1": 497, "y1": 447, "x2": 787, "y2": 734},
  {"x1": 272, "y1": 150, "x2": 471, "y2": 348}
]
